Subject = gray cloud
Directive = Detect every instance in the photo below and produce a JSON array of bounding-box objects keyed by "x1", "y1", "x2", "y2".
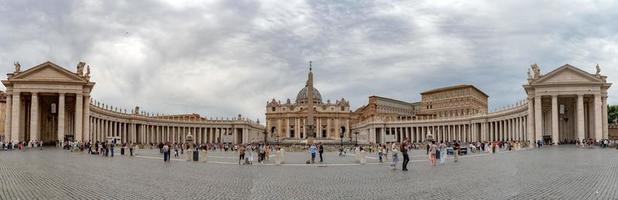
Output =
[{"x1": 1, "y1": 0, "x2": 617, "y2": 122}]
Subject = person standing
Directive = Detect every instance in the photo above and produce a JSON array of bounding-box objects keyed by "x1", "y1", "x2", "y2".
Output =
[
  {"x1": 378, "y1": 145, "x2": 384, "y2": 163},
  {"x1": 429, "y1": 141, "x2": 437, "y2": 167},
  {"x1": 129, "y1": 142, "x2": 134, "y2": 156},
  {"x1": 401, "y1": 139, "x2": 410, "y2": 171},
  {"x1": 110, "y1": 139, "x2": 116, "y2": 157},
  {"x1": 439, "y1": 141, "x2": 446, "y2": 165},
  {"x1": 239, "y1": 145, "x2": 246, "y2": 165},
  {"x1": 318, "y1": 143, "x2": 324, "y2": 163},
  {"x1": 390, "y1": 144, "x2": 399, "y2": 170},
  {"x1": 163, "y1": 143, "x2": 170, "y2": 162},
  {"x1": 454, "y1": 141, "x2": 460, "y2": 163},
  {"x1": 309, "y1": 144, "x2": 317, "y2": 164}
]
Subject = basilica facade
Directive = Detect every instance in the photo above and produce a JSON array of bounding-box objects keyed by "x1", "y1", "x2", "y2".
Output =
[{"x1": 266, "y1": 68, "x2": 352, "y2": 144}]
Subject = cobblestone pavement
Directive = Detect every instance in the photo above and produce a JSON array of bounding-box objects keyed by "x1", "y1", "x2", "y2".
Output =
[{"x1": 1, "y1": 145, "x2": 618, "y2": 200}]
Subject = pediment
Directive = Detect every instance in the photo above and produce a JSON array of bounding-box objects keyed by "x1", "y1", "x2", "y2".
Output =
[
  {"x1": 531, "y1": 64, "x2": 603, "y2": 85},
  {"x1": 10, "y1": 61, "x2": 86, "y2": 83}
]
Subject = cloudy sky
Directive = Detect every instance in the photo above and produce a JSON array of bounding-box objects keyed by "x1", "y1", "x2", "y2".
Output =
[{"x1": 1, "y1": 0, "x2": 617, "y2": 123}]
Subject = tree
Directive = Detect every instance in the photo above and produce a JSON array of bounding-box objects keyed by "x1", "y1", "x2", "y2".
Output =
[{"x1": 609, "y1": 105, "x2": 618, "y2": 124}]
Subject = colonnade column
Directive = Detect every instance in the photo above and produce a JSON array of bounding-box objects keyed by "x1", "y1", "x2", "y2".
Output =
[
  {"x1": 30, "y1": 92, "x2": 39, "y2": 142},
  {"x1": 576, "y1": 95, "x2": 585, "y2": 141},
  {"x1": 11, "y1": 92, "x2": 21, "y2": 143},
  {"x1": 594, "y1": 94, "x2": 603, "y2": 140},
  {"x1": 75, "y1": 94, "x2": 83, "y2": 142},
  {"x1": 83, "y1": 95, "x2": 90, "y2": 142},
  {"x1": 534, "y1": 96, "x2": 543, "y2": 143},
  {"x1": 602, "y1": 96, "x2": 608, "y2": 139},
  {"x1": 551, "y1": 95, "x2": 559, "y2": 144}
]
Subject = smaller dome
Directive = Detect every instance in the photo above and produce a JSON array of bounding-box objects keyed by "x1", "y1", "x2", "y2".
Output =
[{"x1": 296, "y1": 86, "x2": 322, "y2": 104}]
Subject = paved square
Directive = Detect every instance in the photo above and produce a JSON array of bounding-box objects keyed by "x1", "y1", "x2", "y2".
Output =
[{"x1": 1, "y1": 146, "x2": 617, "y2": 199}]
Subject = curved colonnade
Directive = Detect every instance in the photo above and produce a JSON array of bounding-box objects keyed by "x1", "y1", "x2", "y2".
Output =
[
  {"x1": 353, "y1": 102, "x2": 529, "y2": 144},
  {"x1": 88, "y1": 102, "x2": 265, "y2": 145}
]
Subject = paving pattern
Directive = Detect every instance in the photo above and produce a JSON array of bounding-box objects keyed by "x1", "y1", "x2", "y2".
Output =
[{"x1": 1, "y1": 146, "x2": 618, "y2": 200}]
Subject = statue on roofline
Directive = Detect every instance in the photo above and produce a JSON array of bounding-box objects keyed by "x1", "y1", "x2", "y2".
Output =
[
  {"x1": 595, "y1": 64, "x2": 601, "y2": 75},
  {"x1": 14, "y1": 62, "x2": 21, "y2": 73},
  {"x1": 76, "y1": 62, "x2": 85, "y2": 76}
]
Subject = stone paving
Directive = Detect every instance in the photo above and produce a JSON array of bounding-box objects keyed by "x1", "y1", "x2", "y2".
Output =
[{"x1": 1, "y1": 146, "x2": 618, "y2": 199}]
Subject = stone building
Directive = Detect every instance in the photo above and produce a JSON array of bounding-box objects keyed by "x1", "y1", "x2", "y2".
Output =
[
  {"x1": 1, "y1": 61, "x2": 264, "y2": 144},
  {"x1": 266, "y1": 68, "x2": 352, "y2": 144},
  {"x1": 419, "y1": 84, "x2": 489, "y2": 118},
  {"x1": 355, "y1": 96, "x2": 420, "y2": 122},
  {"x1": 352, "y1": 64, "x2": 611, "y2": 145}
]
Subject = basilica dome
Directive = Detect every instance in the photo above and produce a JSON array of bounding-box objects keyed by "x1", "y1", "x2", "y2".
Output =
[{"x1": 296, "y1": 86, "x2": 322, "y2": 104}]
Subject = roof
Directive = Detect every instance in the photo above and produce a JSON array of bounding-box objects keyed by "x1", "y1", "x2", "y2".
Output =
[
  {"x1": 369, "y1": 95, "x2": 414, "y2": 106},
  {"x1": 420, "y1": 84, "x2": 489, "y2": 97}
]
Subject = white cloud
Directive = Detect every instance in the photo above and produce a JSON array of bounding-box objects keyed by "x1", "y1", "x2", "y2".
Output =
[{"x1": 1, "y1": 0, "x2": 617, "y2": 123}]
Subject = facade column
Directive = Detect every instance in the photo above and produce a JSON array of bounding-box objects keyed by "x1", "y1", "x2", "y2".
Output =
[
  {"x1": 527, "y1": 98, "x2": 535, "y2": 146},
  {"x1": 29, "y1": 93, "x2": 40, "y2": 142},
  {"x1": 11, "y1": 92, "x2": 21, "y2": 143},
  {"x1": 576, "y1": 95, "x2": 585, "y2": 141},
  {"x1": 594, "y1": 94, "x2": 603, "y2": 140},
  {"x1": 74, "y1": 94, "x2": 83, "y2": 142},
  {"x1": 534, "y1": 96, "x2": 543, "y2": 143},
  {"x1": 551, "y1": 95, "x2": 559, "y2": 144},
  {"x1": 602, "y1": 96, "x2": 608, "y2": 139},
  {"x1": 83, "y1": 95, "x2": 91, "y2": 142}
]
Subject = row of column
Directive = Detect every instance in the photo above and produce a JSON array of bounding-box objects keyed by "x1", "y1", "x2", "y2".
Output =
[
  {"x1": 89, "y1": 116, "x2": 246, "y2": 144},
  {"x1": 531, "y1": 94, "x2": 608, "y2": 144},
  {"x1": 486, "y1": 116, "x2": 528, "y2": 142},
  {"x1": 4, "y1": 91, "x2": 88, "y2": 143},
  {"x1": 373, "y1": 116, "x2": 529, "y2": 144},
  {"x1": 380, "y1": 124, "x2": 478, "y2": 144}
]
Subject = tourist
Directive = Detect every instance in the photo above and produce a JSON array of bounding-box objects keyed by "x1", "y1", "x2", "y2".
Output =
[
  {"x1": 318, "y1": 142, "x2": 324, "y2": 163},
  {"x1": 239, "y1": 145, "x2": 245, "y2": 165},
  {"x1": 247, "y1": 145, "x2": 254, "y2": 165},
  {"x1": 391, "y1": 143, "x2": 399, "y2": 170},
  {"x1": 309, "y1": 143, "x2": 317, "y2": 164},
  {"x1": 454, "y1": 141, "x2": 460, "y2": 163},
  {"x1": 129, "y1": 142, "x2": 134, "y2": 156},
  {"x1": 174, "y1": 144, "x2": 179, "y2": 158},
  {"x1": 110, "y1": 140, "x2": 115, "y2": 157},
  {"x1": 378, "y1": 145, "x2": 384, "y2": 163},
  {"x1": 121, "y1": 143, "x2": 126, "y2": 155},
  {"x1": 429, "y1": 141, "x2": 437, "y2": 166},
  {"x1": 439, "y1": 141, "x2": 446, "y2": 165},
  {"x1": 163, "y1": 143, "x2": 170, "y2": 162},
  {"x1": 401, "y1": 139, "x2": 410, "y2": 171}
]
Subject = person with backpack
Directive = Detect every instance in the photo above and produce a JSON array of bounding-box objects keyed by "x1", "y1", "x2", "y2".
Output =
[{"x1": 401, "y1": 139, "x2": 410, "y2": 171}]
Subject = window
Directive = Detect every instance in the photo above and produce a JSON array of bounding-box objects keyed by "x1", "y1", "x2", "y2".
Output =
[{"x1": 271, "y1": 107, "x2": 276, "y2": 112}]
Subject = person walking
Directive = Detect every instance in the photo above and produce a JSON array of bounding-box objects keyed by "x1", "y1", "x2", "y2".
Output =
[
  {"x1": 318, "y1": 143, "x2": 324, "y2": 163},
  {"x1": 401, "y1": 139, "x2": 410, "y2": 171}
]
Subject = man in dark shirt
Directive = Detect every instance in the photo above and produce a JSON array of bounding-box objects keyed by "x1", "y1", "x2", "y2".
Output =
[
  {"x1": 401, "y1": 139, "x2": 410, "y2": 171},
  {"x1": 318, "y1": 143, "x2": 324, "y2": 163}
]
